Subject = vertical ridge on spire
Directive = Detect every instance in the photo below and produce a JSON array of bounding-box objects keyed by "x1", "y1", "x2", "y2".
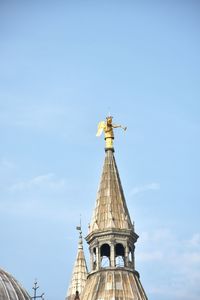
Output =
[
  {"x1": 89, "y1": 149, "x2": 133, "y2": 234},
  {"x1": 66, "y1": 229, "x2": 88, "y2": 300}
]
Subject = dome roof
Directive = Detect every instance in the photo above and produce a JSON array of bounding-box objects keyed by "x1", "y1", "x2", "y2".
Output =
[{"x1": 0, "y1": 268, "x2": 31, "y2": 300}]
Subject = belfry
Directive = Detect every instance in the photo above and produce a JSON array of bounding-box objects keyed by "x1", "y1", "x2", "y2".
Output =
[{"x1": 66, "y1": 116, "x2": 148, "y2": 300}]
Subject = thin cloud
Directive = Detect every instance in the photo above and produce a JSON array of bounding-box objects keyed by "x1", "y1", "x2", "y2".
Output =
[
  {"x1": 0, "y1": 197, "x2": 82, "y2": 224},
  {"x1": 130, "y1": 182, "x2": 160, "y2": 196},
  {"x1": 10, "y1": 173, "x2": 66, "y2": 192},
  {"x1": 137, "y1": 229, "x2": 200, "y2": 300},
  {"x1": 140, "y1": 228, "x2": 172, "y2": 243},
  {"x1": 148, "y1": 285, "x2": 200, "y2": 300},
  {"x1": 186, "y1": 233, "x2": 200, "y2": 248},
  {"x1": 0, "y1": 103, "x2": 67, "y2": 130},
  {"x1": 137, "y1": 251, "x2": 163, "y2": 262},
  {"x1": 0, "y1": 158, "x2": 15, "y2": 170},
  {"x1": 181, "y1": 252, "x2": 200, "y2": 264}
]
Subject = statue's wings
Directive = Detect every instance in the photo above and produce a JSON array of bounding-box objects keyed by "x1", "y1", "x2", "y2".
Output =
[{"x1": 96, "y1": 121, "x2": 105, "y2": 137}]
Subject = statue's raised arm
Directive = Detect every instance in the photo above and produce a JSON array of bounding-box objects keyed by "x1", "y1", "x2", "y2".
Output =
[{"x1": 96, "y1": 116, "x2": 127, "y2": 149}]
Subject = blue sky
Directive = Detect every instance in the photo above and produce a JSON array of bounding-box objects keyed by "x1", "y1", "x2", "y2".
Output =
[{"x1": 0, "y1": 1, "x2": 200, "y2": 299}]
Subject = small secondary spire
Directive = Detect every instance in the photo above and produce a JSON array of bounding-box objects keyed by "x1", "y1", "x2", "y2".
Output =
[
  {"x1": 66, "y1": 225, "x2": 88, "y2": 300},
  {"x1": 96, "y1": 116, "x2": 127, "y2": 149}
]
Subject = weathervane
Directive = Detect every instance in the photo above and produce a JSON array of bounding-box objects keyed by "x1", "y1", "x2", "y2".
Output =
[
  {"x1": 32, "y1": 280, "x2": 44, "y2": 300},
  {"x1": 76, "y1": 215, "x2": 83, "y2": 249},
  {"x1": 74, "y1": 219, "x2": 82, "y2": 299},
  {"x1": 96, "y1": 116, "x2": 127, "y2": 149}
]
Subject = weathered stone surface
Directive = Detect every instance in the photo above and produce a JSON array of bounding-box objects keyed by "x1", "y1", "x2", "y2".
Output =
[
  {"x1": 0, "y1": 268, "x2": 31, "y2": 300},
  {"x1": 89, "y1": 150, "x2": 133, "y2": 233},
  {"x1": 81, "y1": 269, "x2": 148, "y2": 300}
]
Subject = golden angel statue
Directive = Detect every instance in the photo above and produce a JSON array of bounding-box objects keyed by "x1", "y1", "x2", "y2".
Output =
[{"x1": 96, "y1": 116, "x2": 127, "y2": 148}]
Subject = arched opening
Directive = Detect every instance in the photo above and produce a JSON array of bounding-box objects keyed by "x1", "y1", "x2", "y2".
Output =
[
  {"x1": 129, "y1": 247, "x2": 133, "y2": 262},
  {"x1": 115, "y1": 243, "x2": 125, "y2": 267},
  {"x1": 93, "y1": 247, "x2": 97, "y2": 270},
  {"x1": 100, "y1": 244, "x2": 110, "y2": 268}
]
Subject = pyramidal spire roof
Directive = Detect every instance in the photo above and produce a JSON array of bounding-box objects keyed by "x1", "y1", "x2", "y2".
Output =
[
  {"x1": 89, "y1": 149, "x2": 133, "y2": 234},
  {"x1": 66, "y1": 230, "x2": 88, "y2": 300}
]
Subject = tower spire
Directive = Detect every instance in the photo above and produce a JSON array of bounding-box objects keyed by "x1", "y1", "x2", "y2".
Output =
[
  {"x1": 88, "y1": 149, "x2": 134, "y2": 234},
  {"x1": 66, "y1": 226, "x2": 88, "y2": 300},
  {"x1": 80, "y1": 116, "x2": 148, "y2": 299}
]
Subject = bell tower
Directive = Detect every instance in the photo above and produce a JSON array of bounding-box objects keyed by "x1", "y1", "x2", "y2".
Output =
[
  {"x1": 86, "y1": 147, "x2": 138, "y2": 273},
  {"x1": 80, "y1": 117, "x2": 148, "y2": 300}
]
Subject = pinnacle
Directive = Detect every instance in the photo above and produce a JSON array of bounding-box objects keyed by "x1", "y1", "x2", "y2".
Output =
[
  {"x1": 89, "y1": 149, "x2": 133, "y2": 234},
  {"x1": 66, "y1": 231, "x2": 88, "y2": 300}
]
